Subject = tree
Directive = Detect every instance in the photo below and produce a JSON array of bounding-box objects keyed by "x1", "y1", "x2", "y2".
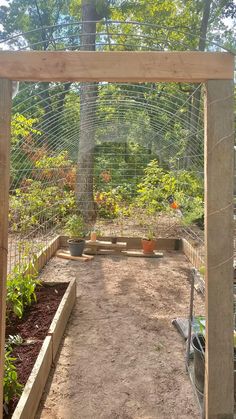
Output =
[
  {"x1": 75, "y1": 0, "x2": 114, "y2": 222},
  {"x1": 0, "y1": 0, "x2": 77, "y2": 146}
]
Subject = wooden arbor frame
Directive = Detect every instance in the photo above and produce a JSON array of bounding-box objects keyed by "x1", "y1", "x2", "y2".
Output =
[{"x1": 0, "y1": 51, "x2": 235, "y2": 419}]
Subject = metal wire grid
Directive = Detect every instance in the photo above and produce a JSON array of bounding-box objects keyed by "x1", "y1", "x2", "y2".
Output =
[{"x1": 1, "y1": 20, "x2": 233, "y2": 276}]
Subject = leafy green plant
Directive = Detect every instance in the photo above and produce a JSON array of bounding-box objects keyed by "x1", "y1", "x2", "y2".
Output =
[
  {"x1": 195, "y1": 316, "x2": 205, "y2": 336},
  {"x1": 136, "y1": 159, "x2": 204, "y2": 225},
  {"x1": 7, "y1": 335, "x2": 24, "y2": 347},
  {"x1": 95, "y1": 191, "x2": 120, "y2": 219},
  {"x1": 146, "y1": 229, "x2": 156, "y2": 241},
  {"x1": 34, "y1": 151, "x2": 76, "y2": 190},
  {"x1": 6, "y1": 262, "x2": 40, "y2": 319},
  {"x1": 9, "y1": 180, "x2": 75, "y2": 233},
  {"x1": 3, "y1": 346, "x2": 23, "y2": 413},
  {"x1": 65, "y1": 214, "x2": 87, "y2": 238},
  {"x1": 95, "y1": 188, "x2": 132, "y2": 219},
  {"x1": 174, "y1": 192, "x2": 204, "y2": 227}
]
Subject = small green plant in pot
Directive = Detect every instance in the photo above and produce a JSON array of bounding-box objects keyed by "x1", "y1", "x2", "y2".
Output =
[
  {"x1": 65, "y1": 214, "x2": 87, "y2": 256},
  {"x1": 141, "y1": 229, "x2": 156, "y2": 254}
]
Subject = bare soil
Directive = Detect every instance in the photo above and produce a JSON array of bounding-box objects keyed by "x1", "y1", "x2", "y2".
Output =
[{"x1": 36, "y1": 251, "x2": 204, "y2": 419}]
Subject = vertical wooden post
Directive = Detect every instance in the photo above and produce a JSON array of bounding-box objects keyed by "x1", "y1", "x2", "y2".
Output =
[
  {"x1": 0, "y1": 79, "x2": 12, "y2": 419},
  {"x1": 204, "y1": 80, "x2": 234, "y2": 419}
]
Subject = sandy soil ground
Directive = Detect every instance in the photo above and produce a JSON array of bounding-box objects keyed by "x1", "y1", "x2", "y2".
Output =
[{"x1": 36, "y1": 251, "x2": 204, "y2": 419}]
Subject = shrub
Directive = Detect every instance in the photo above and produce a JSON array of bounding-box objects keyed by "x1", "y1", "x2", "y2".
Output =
[
  {"x1": 9, "y1": 180, "x2": 76, "y2": 233},
  {"x1": 136, "y1": 159, "x2": 204, "y2": 224},
  {"x1": 95, "y1": 191, "x2": 120, "y2": 219},
  {"x1": 34, "y1": 151, "x2": 76, "y2": 190}
]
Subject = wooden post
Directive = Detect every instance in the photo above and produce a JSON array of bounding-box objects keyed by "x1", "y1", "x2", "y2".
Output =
[
  {"x1": 204, "y1": 80, "x2": 234, "y2": 418},
  {"x1": 0, "y1": 79, "x2": 12, "y2": 419}
]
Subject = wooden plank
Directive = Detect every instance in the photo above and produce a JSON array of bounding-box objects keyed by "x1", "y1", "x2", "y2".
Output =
[
  {"x1": 59, "y1": 235, "x2": 178, "y2": 250},
  {"x1": 48, "y1": 279, "x2": 76, "y2": 360},
  {"x1": 25, "y1": 235, "x2": 60, "y2": 275},
  {"x1": 0, "y1": 51, "x2": 234, "y2": 82},
  {"x1": 182, "y1": 238, "x2": 204, "y2": 270},
  {"x1": 86, "y1": 240, "x2": 127, "y2": 249},
  {"x1": 85, "y1": 249, "x2": 122, "y2": 256},
  {"x1": 0, "y1": 78, "x2": 12, "y2": 419},
  {"x1": 12, "y1": 336, "x2": 53, "y2": 419},
  {"x1": 56, "y1": 249, "x2": 94, "y2": 262},
  {"x1": 122, "y1": 250, "x2": 163, "y2": 258},
  {"x1": 204, "y1": 80, "x2": 234, "y2": 418}
]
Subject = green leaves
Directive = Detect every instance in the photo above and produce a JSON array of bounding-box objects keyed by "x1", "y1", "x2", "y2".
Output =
[
  {"x1": 65, "y1": 213, "x2": 87, "y2": 237},
  {"x1": 6, "y1": 263, "x2": 40, "y2": 319},
  {"x1": 136, "y1": 159, "x2": 204, "y2": 223},
  {"x1": 4, "y1": 263, "x2": 40, "y2": 409},
  {"x1": 3, "y1": 347, "x2": 23, "y2": 411}
]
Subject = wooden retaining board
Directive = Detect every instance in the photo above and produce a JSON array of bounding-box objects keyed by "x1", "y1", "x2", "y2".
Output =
[
  {"x1": 122, "y1": 250, "x2": 163, "y2": 258},
  {"x1": 86, "y1": 240, "x2": 127, "y2": 249},
  {"x1": 24, "y1": 235, "x2": 60, "y2": 276},
  {"x1": 85, "y1": 240, "x2": 127, "y2": 254},
  {"x1": 60, "y1": 236, "x2": 181, "y2": 251},
  {"x1": 48, "y1": 279, "x2": 76, "y2": 360},
  {"x1": 12, "y1": 336, "x2": 53, "y2": 419},
  {"x1": 12, "y1": 279, "x2": 76, "y2": 419},
  {"x1": 181, "y1": 238, "x2": 204, "y2": 270},
  {"x1": 56, "y1": 249, "x2": 94, "y2": 262}
]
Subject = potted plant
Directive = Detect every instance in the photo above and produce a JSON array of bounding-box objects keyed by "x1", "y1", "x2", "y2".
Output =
[
  {"x1": 65, "y1": 214, "x2": 87, "y2": 256},
  {"x1": 141, "y1": 229, "x2": 156, "y2": 254}
]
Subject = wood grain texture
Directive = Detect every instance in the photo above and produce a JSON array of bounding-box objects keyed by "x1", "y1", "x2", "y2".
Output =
[
  {"x1": 0, "y1": 79, "x2": 12, "y2": 419},
  {"x1": 56, "y1": 250, "x2": 94, "y2": 261},
  {"x1": 48, "y1": 279, "x2": 76, "y2": 360},
  {"x1": 24, "y1": 236, "x2": 60, "y2": 275},
  {"x1": 60, "y1": 235, "x2": 179, "y2": 250},
  {"x1": 181, "y1": 238, "x2": 204, "y2": 269},
  {"x1": 12, "y1": 336, "x2": 53, "y2": 419},
  {"x1": 204, "y1": 80, "x2": 234, "y2": 419},
  {"x1": 0, "y1": 51, "x2": 234, "y2": 82},
  {"x1": 122, "y1": 250, "x2": 163, "y2": 258}
]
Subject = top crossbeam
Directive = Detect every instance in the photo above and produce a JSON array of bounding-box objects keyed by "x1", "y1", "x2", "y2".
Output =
[{"x1": 0, "y1": 51, "x2": 234, "y2": 82}]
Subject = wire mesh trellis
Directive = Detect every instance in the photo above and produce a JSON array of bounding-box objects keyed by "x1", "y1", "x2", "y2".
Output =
[
  {"x1": 8, "y1": 77, "x2": 205, "y2": 273},
  {"x1": 0, "y1": 20, "x2": 225, "y2": 280},
  {"x1": 1, "y1": 20, "x2": 234, "y2": 275}
]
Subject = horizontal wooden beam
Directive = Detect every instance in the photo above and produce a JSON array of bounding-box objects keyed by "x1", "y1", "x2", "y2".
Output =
[{"x1": 0, "y1": 51, "x2": 234, "y2": 82}]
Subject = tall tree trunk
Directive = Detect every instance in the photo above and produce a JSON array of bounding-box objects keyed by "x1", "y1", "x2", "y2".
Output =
[
  {"x1": 76, "y1": 0, "x2": 99, "y2": 223},
  {"x1": 186, "y1": 0, "x2": 212, "y2": 168}
]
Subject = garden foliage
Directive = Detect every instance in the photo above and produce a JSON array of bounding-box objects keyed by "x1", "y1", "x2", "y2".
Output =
[
  {"x1": 4, "y1": 260, "x2": 40, "y2": 411},
  {"x1": 136, "y1": 160, "x2": 204, "y2": 225},
  {"x1": 6, "y1": 262, "x2": 40, "y2": 319},
  {"x1": 3, "y1": 345, "x2": 22, "y2": 413}
]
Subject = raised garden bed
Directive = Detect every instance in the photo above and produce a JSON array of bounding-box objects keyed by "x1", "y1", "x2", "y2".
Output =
[{"x1": 4, "y1": 279, "x2": 76, "y2": 419}]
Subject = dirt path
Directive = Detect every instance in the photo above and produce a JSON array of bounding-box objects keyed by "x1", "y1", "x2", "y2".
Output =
[{"x1": 36, "y1": 251, "x2": 204, "y2": 419}]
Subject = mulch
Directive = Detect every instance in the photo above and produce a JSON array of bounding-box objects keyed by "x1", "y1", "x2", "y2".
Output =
[{"x1": 4, "y1": 282, "x2": 68, "y2": 418}]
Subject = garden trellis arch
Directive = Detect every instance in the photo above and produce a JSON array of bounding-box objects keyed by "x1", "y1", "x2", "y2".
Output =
[{"x1": 0, "y1": 50, "x2": 234, "y2": 419}]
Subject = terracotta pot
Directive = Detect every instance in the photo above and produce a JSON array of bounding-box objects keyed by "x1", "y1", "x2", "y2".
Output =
[
  {"x1": 90, "y1": 231, "x2": 97, "y2": 241},
  {"x1": 141, "y1": 239, "x2": 155, "y2": 254}
]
